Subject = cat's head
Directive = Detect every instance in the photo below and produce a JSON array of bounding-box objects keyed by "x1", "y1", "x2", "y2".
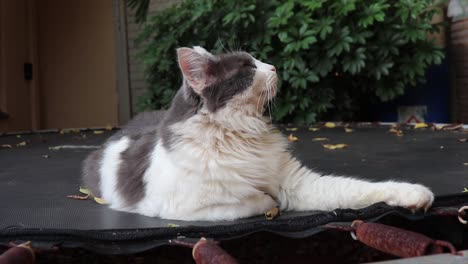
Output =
[{"x1": 177, "y1": 46, "x2": 277, "y2": 114}]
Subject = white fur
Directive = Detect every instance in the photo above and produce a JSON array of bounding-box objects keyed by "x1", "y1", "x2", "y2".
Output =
[
  {"x1": 254, "y1": 59, "x2": 275, "y2": 73},
  {"x1": 193, "y1": 46, "x2": 215, "y2": 59},
  {"x1": 96, "y1": 54, "x2": 434, "y2": 221},
  {"x1": 100, "y1": 137, "x2": 130, "y2": 210}
]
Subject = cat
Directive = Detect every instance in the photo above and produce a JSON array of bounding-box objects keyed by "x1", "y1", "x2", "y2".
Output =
[{"x1": 82, "y1": 46, "x2": 434, "y2": 221}]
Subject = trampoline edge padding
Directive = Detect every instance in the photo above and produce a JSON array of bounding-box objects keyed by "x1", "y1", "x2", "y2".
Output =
[{"x1": 1, "y1": 195, "x2": 467, "y2": 254}]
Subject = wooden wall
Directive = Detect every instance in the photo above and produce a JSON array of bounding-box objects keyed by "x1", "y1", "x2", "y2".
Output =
[
  {"x1": 125, "y1": 0, "x2": 179, "y2": 115},
  {"x1": 450, "y1": 18, "x2": 468, "y2": 122}
]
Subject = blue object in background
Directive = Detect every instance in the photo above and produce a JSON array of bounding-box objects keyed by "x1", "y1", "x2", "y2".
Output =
[{"x1": 369, "y1": 59, "x2": 450, "y2": 123}]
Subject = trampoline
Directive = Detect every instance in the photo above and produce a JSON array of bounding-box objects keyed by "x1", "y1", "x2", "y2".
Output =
[{"x1": 0, "y1": 125, "x2": 467, "y2": 260}]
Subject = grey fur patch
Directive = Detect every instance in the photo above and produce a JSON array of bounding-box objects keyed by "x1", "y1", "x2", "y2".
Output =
[
  {"x1": 81, "y1": 148, "x2": 104, "y2": 197},
  {"x1": 109, "y1": 110, "x2": 166, "y2": 141},
  {"x1": 113, "y1": 111, "x2": 166, "y2": 206},
  {"x1": 202, "y1": 52, "x2": 256, "y2": 112},
  {"x1": 161, "y1": 85, "x2": 202, "y2": 149},
  {"x1": 82, "y1": 111, "x2": 165, "y2": 205},
  {"x1": 116, "y1": 133, "x2": 156, "y2": 206}
]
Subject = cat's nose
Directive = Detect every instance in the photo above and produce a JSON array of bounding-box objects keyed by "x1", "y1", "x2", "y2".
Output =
[{"x1": 271, "y1": 66, "x2": 276, "y2": 72}]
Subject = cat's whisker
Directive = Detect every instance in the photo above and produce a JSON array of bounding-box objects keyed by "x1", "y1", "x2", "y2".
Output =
[
  {"x1": 256, "y1": 90, "x2": 264, "y2": 113},
  {"x1": 218, "y1": 38, "x2": 229, "y2": 53},
  {"x1": 261, "y1": 90, "x2": 267, "y2": 114},
  {"x1": 267, "y1": 88, "x2": 272, "y2": 121}
]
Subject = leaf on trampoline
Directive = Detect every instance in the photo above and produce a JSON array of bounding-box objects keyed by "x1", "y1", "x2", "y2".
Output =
[
  {"x1": 442, "y1": 124, "x2": 463, "y2": 131},
  {"x1": 308, "y1": 127, "x2": 320, "y2": 131},
  {"x1": 67, "y1": 194, "x2": 90, "y2": 200},
  {"x1": 324, "y1": 122, "x2": 336, "y2": 128},
  {"x1": 344, "y1": 128, "x2": 354, "y2": 133},
  {"x1": 312, "y1": 137, "x2": 329, "y2": 141},
  {"x1": 285, "y1": 127, "x2": 298, "y2": 131},
  {"x1": 16, "y1": 141, "x2": 27, "y2": 147},
  {"x1": 414, "y1": 123, "x2": 428, "y2": 129},
  {"x1": 323, "y1": 144, "x2": 348, "y2": 150},
  {"x1": 93, "y1": 130, "x2": 104, "y2": 135},
  {"x1": 79, "y1": 187, "x2": 94, "y2": 196},
  {"x1": 463, "y1": 188, "x2": 468, "y2": 193},
  {"x1": 458, "y1": 138, "x2": 467, "y2": 143},
  {"x1": 288, "y1": 134, "x2": 298, "y2": 142},
  {"x1": 94, "y1": 197, "x2": 108, "y2": 204},
  {"x1": 265, "y1": 207, "x2": 280, "y2": 220},
  {"x1": 389, "y1": 128, "x2": 403, "y2": 137},
  {"x1": 1, "y1": 144, "x2": 12, "y2": 149}
]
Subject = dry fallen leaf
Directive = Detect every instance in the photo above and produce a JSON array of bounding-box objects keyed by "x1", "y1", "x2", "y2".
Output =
[
  {"x1": 271, "y1": 129, "x2": 281, "y2": 133},
  {"x1": 265, "y1": 207, "x2": 280, "y2": 220},
  {"x1": 464, "y1": 163, "x2": 468, "y2": 166},
  {"x1": 76, "y1": 187, "x2": 107, "y2": 204},
  {"x1": 463, "y1": 188, "x2": 468, "y2": 193},
  {"x1": 106, "y1": 124, "x2": 113, "y2": 131},
  {"x1": 323, "y1": 144, "x2": 348, "y2": 150},
  {"x1": 72, "y1": 128, "x2": 81, "y2": 133},
  {"x1": 42, "y1": 155, "x2": 50, "y2": 159},
  {"x1": 67, "y1": 194, "x2": 90, "y2": 200},
  {"x1": 16, "y1": 141, "x2": 27, "y2": 147},
  {"x1": 344, "y1": 128, "x2": 354, "y2": 133},
  {"x1": 79, "y1": 187, "x2": 93, "y2": 196},
  {"x1": 308, "y1": 127, "x2": 320, "y2": 132},
  {"x1": 442, "y1": 124, "x2": 463, "y2": 131},
  {"x1": 389, "y1": 128, "x2": 404, "y2": 137},
  {"x1": 285, "y1": 127, "x2": 298, "y2": 131},
  {"x1": 93, "y1": 197, "x2": 108, "y2": 204},
  {"x1": 312, "y1": 137, "x2": 329, "y2": 141},
  {"x1": 93, "y1": 130, "x2": 104, "y2": 135},
  {"x1": 458, "y1": 138, "x2": 467, "y2": 143},
  {"x1": 414, "y1": 123, "x2": 428, "y2": 129},
  {"x1": 16, "y1": 135, "x2": 21, "y2": 138},
  {"x1": 324, "y1": 122, "x2": 336, "y2": 128},
  {"x1": 288, "y1": 134, "x2": 298, "y2": 142},
  {"x1": 1, "y1": 144, "x2": 12, "y2": 149},
  {"x1": 432, "y1": 124, "x2": 444, "y2": 131}
]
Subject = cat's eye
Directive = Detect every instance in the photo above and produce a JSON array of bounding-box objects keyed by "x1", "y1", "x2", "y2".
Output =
[{"x1": 242, "y1": 61, "x2": 256, "y2": 68}]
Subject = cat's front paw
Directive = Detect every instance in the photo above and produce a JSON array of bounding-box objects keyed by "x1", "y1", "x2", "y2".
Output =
[{"x1": 385, "y1": 183, "x2": 434, "y2": 211}]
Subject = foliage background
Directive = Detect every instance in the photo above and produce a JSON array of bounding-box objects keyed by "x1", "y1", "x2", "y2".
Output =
[{"x1": 136, "y1": 0, "x2": 445, "y2": 124}]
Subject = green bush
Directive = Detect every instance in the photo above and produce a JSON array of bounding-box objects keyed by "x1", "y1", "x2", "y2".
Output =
[{"x1": 137, "y1": 0, "x2": 445, "y2": 124}]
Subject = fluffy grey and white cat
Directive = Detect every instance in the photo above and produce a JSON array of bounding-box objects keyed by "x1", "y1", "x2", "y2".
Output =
[{"x1": 82, "y1": 46, "x2": 434, "y2": 221}]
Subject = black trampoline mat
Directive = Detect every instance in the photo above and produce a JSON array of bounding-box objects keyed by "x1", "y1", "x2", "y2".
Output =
[{"x1": 0, "y1": 125, "x2": 467, "y2": 252}]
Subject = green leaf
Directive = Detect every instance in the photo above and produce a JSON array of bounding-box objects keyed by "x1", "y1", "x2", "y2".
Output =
[
  {"x1": 94, "y1": 197, "x2": 108, "y2": 205},
  {"x1": 79, "y1": 187, "x2": 93, "y2": 196}
]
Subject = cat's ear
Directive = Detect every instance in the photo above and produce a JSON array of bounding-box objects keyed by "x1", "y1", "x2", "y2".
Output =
[
  {"x1": 193, "y1": 46, "x2": 215, "y2": 59},
  {"x1": 177, "y1": 47, "x2": 213, "y2": 94}
]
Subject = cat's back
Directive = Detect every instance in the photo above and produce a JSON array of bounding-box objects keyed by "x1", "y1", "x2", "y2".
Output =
[
  {"x1": 111, "y1": 110, "x2": 166, "y2": 139},
  {"x1": 81, "y1": 111, "x2": 164, "y2": 204}
]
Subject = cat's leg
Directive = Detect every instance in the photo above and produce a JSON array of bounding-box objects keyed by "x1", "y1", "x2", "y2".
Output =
[{"x1": 278, "y1": 155, "x2": 434, "y2": 212}]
